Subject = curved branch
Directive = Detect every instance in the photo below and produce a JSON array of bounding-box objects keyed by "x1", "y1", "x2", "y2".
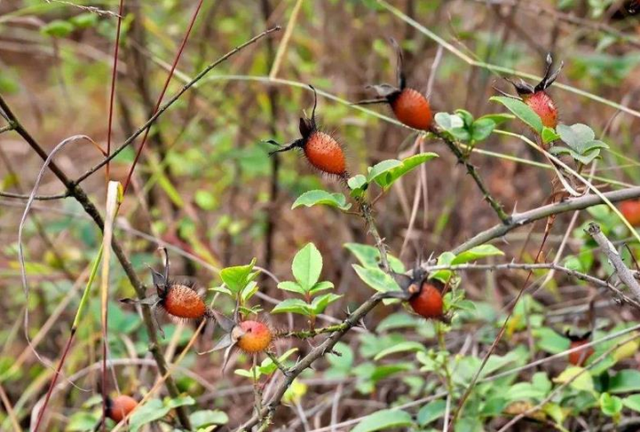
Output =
[{"x1": 452, "y1": 186, "x2": 640, "y2": 254}]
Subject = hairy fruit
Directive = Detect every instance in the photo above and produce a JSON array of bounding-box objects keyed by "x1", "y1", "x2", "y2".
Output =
[
  {"x1": 268, "y1": 85, "x2": 348, "y2": 178},
  {"x1": 304, "y1": 132, "x2": 347, "y2": 175},
  {"x1": 621, "y1": 200, "x2": 640, "y2": 226},
  {"x1": 409, "y1": 281, "x2": 444, "y2": 319},
  {"x1": 568, "y1": 339, "x2": 594, "y2": 366},
  {"x1": 392, "y1": 269, "x2": 445, "y2": 320},
  {"x1": 106, "y1": 395, "x2": 137, "y2": 422},
  {"x1": 236, "y1": 320, "x2": 272, "y2": 353},
  {"x1": 162, "y1": 283, "x2": 207, "y2": 319},
  {"x1": 503, "y1": 53, "x2": 563, "y2": 132},
  {"x1": 356, "y1": 38, "x2": 433, "y2": 131},
  {"x1": 120, "y1": 248, "x2": 210, "y2": 338},
  {"x1": 522, "y1": 91, "x2": 558, "y2": 128},
  {"x1": 566, "y1": 331, "x2": 593, "y2": 366},
  {"x1": 390, "y1": 88, "x2": 433, "y2": 130}
]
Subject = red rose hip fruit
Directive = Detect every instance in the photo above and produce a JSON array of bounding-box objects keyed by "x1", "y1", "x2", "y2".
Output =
[{"x1": 107, "y1": 395, "x2": 137, "y2": 422}]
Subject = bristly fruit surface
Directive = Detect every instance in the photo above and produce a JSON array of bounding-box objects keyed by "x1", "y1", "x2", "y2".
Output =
[
  {"x1": 303, "y1": 131, "x2": 347, "y2": 176},
  {"x1": 268, "y1": 85, "x2": 348, "y2": 179},
  {"x1": 409, "y1": 281, "x2": 444, "y2": 319},
  {"x1": 107, "y1": 395, "x2": 137, "y2": 422},
  {"x1": 506, "y1": 53, "x2": 563, "y2": 130},
  {"x1": 356, "y1": 38, "x2": 433, "y2": 131},
  {"x1": 390, "y1": 88, "x2": 433, "y2": 131},
  {"x1": 236, "y1": 320, "x2": 273, "y2": 353},
  {"x1": 162, "y1": 283, "x2": 207, "y2": 319}
]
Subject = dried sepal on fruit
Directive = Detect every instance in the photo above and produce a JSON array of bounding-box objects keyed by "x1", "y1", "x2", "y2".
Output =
[
  {"x1": 106, "y1": 394, "x2": 138, "y2": 423},
  {"x1": 120, "y1": 248, "x2": 210, "y2": 338},
  {"x1": 499, "y1": 53, "x2": 564, "y2": 130},
  {"x1": 266, "y1": 85, "x2": 348, "y2": 179},
  {"x1": 566, "y1": 330, "x2": 594, "y2": 367},
  {"x1": 356, "y1": 38, "x2": 433, "y2": 131},
  {"x1": 199, "y1": 309, "x2": 275, "y2": 372},
  {"x1": 388, "y1": 267, "x2": 447, "y2": 321}
]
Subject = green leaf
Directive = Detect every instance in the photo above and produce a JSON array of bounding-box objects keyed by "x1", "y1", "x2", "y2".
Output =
[
  {"x1": 165, "y1": 395, "x2": 196, "y2": 409},
  {"x1": 622, "y1": 394, "x2": 640, "y2": 413},
  {"x1": 532, "y1": 372, "x2": 552, "y2": 394},
  {"x1": 608, "y1": 370, "x2": 640, "y2": 394},
  {"x1": 194, "y1": 190, "x2": 218, "y2": 210},
  {"x1": 277, "y1": 281, "x2": 306, "y2": 295},
  {"x1": 541, "y1": 126, "x2": 560, "y2": 144},
  {"x1": 572, "y1": 149, "x2": 601, "y2": 165},
  {"x1": 451, "y1": 245, "x2": 504, "y2": 265},
  {"x1": 292, "y1": 243, "x2": 323, "y2": 291},
  {"x1": 374, "y1": 341, "x2": 427, "y2": 360},
  {"x1": 368, "y1": 154, "x2": 438, "y2": 190},
  {"x1": 554, "y1": 366, "x2": 594, "y2": 393},
  {"x1": 505, "y1": 382, "x2": 547, "y2": 402},
  {"x1": 311, "y1": 293, "x2": 342, "y2": 314},
  {"x1": 348, "y1": 174, "x2": 368, "y2": 199},
  {"x1": 220, "y1": 258, "x2": 259, "y2": 295},
  {"x1": 271, "y1": 299, "x2": 311, "y2": 316},
  {"x1": 476, "y1": 113, "x2": 515, "y2": 126},
  {"x1": 543, "y1": 403, "x2": 565, "y2": 424},
  {"x1": 418, "y1": 400, "x2": 447, "y2": 426},
  {"x1": 455, "y1": 109, "x2": 474, "y2": 127},
  {"x1": 470, "y1": 118, "x2": 496, "y2": 142},
  {"x1": 353, "y1": 264, "x2": 402, "y2": 293},
  {"x1": 327, "y1": 342, "x2": 354, "y2": 371},
  {"x1": 556, "y1": 123, "x2": 595, "y2": 153},
  {"x1": 129, "y1": 399, "x2": 170, "y2": 432},
  {"x1": 548, "y1": 146, "x2": 573, "y2": 156},
  {"x1": 429, "y1": 251, "x2": 456, "y2": 283},
  {"x1": 582, "y1": 140, "x2": 609, "y2": 152},
  {"x1": 309, "y1": 281, "x2": 335, "y2": 295},
  {"x1": 189, "y1": 410, "x2": 229, "y2": 428},
  {"x1": 70, "y1": 13, "x2": 99, "y2": 29},
  {"x1": 41, "y1": 20, "x2": 74, "y2": 37},
  {"x1": 534, "y1": 327, "x2": 570, "y2": 354},
  {"x1": 348, "y1": 174, "x2": 368, "y2": 190},
  {"x1": 344, "y1": 243, "x2": 405, "y2": 273},
  {"x1": 352, "y1": 409, "x2": 414, "y2": 432},
  {"x1": 600, "y1": 393, "x2": 623, "y2": 417},
  {"x1": 292, "y1": 190, "x2": 351, "y2": 211},
  {"x1": 234, "y1": 369, "x2": 254, "y2": 378},
  {"x1": 259, "y1": 348, "x2": 299, "y2": 375},
  {"x1": 450, "y1": 127, "x2": 471, "y2": 142},
  {"x1": 490, "y1": 96, "x2": 543, "y2": 134},
  {"x1": 67, "y1": 412, "x2": 100, "y2": 431},
  {"x1": 241, "y1": 282, "x2": 259, "y2": 302},
  {"x1": 435, "y1": 112, "x2": 464, "y2": 130}
]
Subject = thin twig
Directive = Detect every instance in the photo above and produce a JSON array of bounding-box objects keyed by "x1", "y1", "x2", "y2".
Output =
[
  {"x1": 587, "y1": 223, "x2": 640, "y2": 300},
  {"x1": 0, "y1": 191, "x2": 69, "y2": 200},
  {"x1": 74, "y1": 26, "x2": 281, "y2": 186},
  {"x1": 497, "y1": 332, "x2": 640, "y2": 431},
  {"x1": 0, "y1": 96, "x2": 191, "y2": 431}
]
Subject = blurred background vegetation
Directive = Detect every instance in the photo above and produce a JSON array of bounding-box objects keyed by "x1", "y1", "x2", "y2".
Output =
[{"x1": 1, "y1": 0, "x2": 640, "y2": 430}]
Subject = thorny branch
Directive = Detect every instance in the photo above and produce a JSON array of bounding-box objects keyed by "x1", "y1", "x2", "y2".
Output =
[
  {"x1": 452, "y1": 186, "x2": 640, "y2": 254},
  {"x1": 238, "y1": 184, "x2": 640, "y2": 429},
  {"x1": 430, "y1": 127, "x2": 511, "y2": 224},
  {"x1": 586, "y1": 222, "x2": 640, "y2": 301}
]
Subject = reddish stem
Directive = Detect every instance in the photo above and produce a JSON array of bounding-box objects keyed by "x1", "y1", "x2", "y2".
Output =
[
  {"x1": 33, "y1": 328, "x2": 76, "y2": 432},
  {"x1": 122, "y1": 0, "x2": 205, "y2": 194},
  {"x1": 106, "y1": 0, "x2": 126, "y2": 181}
]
